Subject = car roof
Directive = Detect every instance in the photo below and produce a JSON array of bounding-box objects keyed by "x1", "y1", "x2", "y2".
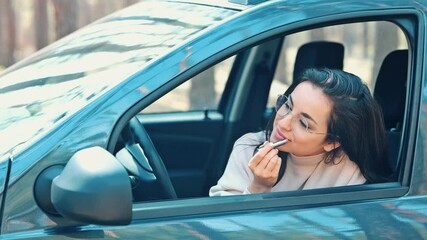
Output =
[{"x1": 168, "y1": 0, "x2": 257, "y2": 10}]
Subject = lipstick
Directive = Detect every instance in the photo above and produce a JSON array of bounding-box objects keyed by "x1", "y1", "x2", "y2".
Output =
[{"x1": 257, "y1": 139, "x2": 288, "y2": 151}]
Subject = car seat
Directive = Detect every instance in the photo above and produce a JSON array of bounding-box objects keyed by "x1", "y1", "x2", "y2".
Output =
[
  {"x1": 293, "y1": 41, "x2": 345, "y2": 82},
  {"x1": 374, "y1": 49, "x2": 408, "y2": 173},
  {"x1": 374, "y1": 50, "x2": 408, "y2": 131}
]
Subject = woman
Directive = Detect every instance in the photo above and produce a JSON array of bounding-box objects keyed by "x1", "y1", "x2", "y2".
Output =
[{"x1": 210, "y1": 68, "x2": 393, "y2": 196}]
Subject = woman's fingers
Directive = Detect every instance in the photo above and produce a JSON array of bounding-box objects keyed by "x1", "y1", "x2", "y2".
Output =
[
  {"x1": 258, "y1": 148, "x2": 279, "y2": 170},
  {"x1": 265, "y1": 155, "x2": 280, "y2": 172},
  {"x1": 249, "y1": 144, "x2": 280, "y2": 175},
  {"x1": 248, "y1": 141, "x2": 270, "y2": 168},
  {"x1": 271, "y1": 157, "x2": 282, "y2": 177},
  {"x1": 247, "y1": 143, "x2": 283, "y2": 192}
]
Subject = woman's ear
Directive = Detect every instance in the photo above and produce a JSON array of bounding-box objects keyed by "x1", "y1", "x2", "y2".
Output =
[{"x1": 323, "y1": 141, "x2": 341, "y2": 152}]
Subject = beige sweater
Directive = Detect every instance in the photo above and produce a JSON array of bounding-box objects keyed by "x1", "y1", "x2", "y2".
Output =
[{"x1": 209, "y1": 131, "x2": 366, "y2": 196}]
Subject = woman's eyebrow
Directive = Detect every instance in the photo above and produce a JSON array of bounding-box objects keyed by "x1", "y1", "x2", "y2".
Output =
[
  {"x1": 290, "y1": 95, "x2": 318, "y2": 125},
  {"x1": 301, "y1": 112, "x2": 318, "y2": 125}
]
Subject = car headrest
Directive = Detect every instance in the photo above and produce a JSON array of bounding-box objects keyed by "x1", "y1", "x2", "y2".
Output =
[
  {"x1": 374, "y1": 49, "x2": 408, "y2": 131},
  {"x1": 293, "y1": 41, "x2": 344, "y2": 82}
]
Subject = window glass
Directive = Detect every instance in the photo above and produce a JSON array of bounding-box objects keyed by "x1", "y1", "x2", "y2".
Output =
[
  {"x1": 268, "y1": 21, "x2": 408, "y2": 107},
  {"x1": 143, "y1": 56, "x2": 235, "y2": 113}
]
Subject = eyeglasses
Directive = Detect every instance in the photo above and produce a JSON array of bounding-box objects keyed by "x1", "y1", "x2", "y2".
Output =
[{"x1": 275, "y1": 94, "x2": 329, "y2": 135}]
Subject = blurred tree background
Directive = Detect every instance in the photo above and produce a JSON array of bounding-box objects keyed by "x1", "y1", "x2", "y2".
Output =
[{"x1": 0, "y1": 0, "x2": 141, "y2": 71}]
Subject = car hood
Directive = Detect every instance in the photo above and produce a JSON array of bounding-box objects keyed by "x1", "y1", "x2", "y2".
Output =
[{"x1": 0, "y1": 0, "x2": 237, "y2": 159}]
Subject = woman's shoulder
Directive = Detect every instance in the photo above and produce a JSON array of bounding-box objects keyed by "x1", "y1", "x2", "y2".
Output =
[
  {"x1": 234, "y1": 131, "x2": 265, "y2": 146},
  {"x1": 230, "y1": 131, "x2": 265, "y2": 156},
  {"x1": 334, "y1": 153, "x2": 367, "y2": 184}
]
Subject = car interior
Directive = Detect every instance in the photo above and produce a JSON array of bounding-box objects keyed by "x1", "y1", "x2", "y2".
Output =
[{"x1": 111, "y1": 21, "x2": 410, "y2": 203}]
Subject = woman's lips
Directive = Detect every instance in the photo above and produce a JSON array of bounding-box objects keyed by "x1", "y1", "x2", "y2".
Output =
[{"x1": 275, "y1": 131, "x2": 289, "y2": 142}]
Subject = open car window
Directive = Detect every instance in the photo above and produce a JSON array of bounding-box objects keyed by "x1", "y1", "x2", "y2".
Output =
[
  {"x1": 116, "y1": 16, "x2": 412, "y2": 207},
  {"x1": 268, "y1": 21, "x2": 408, "y2": 178}
]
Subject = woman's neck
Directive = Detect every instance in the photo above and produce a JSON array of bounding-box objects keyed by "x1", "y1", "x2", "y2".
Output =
[{"x1": 287, "y1": 152, "x2": 325, "y2": 167}]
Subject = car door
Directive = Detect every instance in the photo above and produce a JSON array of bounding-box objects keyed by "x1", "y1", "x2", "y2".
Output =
[{"x1": 109, "y1": 2, "x2": 424, "y2": 239}]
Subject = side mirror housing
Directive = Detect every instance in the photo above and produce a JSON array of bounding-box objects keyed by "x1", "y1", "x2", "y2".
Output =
[{"x1": 35, "y1": 146, "x2": 132, "y2": 225}]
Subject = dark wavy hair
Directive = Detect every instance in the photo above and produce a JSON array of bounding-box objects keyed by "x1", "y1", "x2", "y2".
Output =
[{"x1": 265, "y1": 68, "x2": 393, "y2": 183}]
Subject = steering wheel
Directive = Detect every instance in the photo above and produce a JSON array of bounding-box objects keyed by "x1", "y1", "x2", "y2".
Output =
[{"x1": 119, "y1": 117, "x2": 177, "y2": 200}]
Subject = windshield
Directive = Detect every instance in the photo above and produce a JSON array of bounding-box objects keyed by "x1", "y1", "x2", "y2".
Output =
[{"x1": 0, "y1": 0, "x2": 236, "y2": 157}]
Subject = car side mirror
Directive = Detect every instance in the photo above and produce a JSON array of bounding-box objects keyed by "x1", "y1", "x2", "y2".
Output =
[{"x1": 34, "y1": 146, "x2": 132, "y2": 225}]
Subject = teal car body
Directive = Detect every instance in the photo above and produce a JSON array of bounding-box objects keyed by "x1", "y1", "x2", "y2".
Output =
[{"x1": 0, "y1": 0, "x2": 426, "y2": 239}]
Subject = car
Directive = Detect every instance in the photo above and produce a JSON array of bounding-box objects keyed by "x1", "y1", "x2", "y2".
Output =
[{"x1": 0, "y1": 0, "x2": 426, "y2": 238}]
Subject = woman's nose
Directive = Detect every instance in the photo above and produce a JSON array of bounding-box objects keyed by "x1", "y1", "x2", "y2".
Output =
[{"x1": 278, "y1": 112, "x2": 293, "y2": 131}]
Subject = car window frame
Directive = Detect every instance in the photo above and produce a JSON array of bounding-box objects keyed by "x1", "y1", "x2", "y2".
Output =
[{"x1": 115, "y1": 10, "x2": 422, "y2": 221}]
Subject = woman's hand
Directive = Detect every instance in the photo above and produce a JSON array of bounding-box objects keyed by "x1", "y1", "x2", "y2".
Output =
[{"x1": 247, "y1": 142, "x2": 282, "y2": 193}]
